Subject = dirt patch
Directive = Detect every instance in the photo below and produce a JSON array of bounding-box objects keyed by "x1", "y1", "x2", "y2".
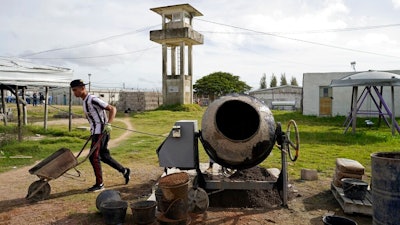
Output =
[
  {"x1": 0, "y1": 118, "x2": 373, "y2": 224},
  {"x1": 206, "y1": 166, "x2": 283, "y2": 208}
]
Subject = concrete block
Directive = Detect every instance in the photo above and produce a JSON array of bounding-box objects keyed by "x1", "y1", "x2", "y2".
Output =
[{"x1": 301, "y1": 168, "x2": 318, "y2": 181}]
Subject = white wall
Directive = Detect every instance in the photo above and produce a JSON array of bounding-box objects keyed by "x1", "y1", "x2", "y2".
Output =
[{"x1": 303, "y1": 70, "x2": 400, "y2": 116}]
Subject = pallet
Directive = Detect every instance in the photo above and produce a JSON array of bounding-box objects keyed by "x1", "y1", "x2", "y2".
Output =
[{"x1": 330, "y1": 182, "x2": 372, "y2": 216}]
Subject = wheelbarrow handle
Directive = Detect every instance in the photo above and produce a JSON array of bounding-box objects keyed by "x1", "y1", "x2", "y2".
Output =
[
  {"x1": 75, "y1": 135, "x2": 92, "y2": 159},
  {"x1": 76, "y1": 132, "x2": 106, "y2": 166}
]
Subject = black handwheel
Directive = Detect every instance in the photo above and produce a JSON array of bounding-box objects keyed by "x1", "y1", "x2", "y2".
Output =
[
  {"x1": 26, "y1": 180, "x2": 51, "y2": 202},
  {"x1": 286, "y1": 120, "x2": 300, "y2": 161}
]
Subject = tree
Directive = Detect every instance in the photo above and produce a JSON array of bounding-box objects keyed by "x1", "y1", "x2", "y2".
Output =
[
  {"x1": 270, "y1": 73, "x2": 277, "y2": 87},
  {"x1": 280, "y1": 73, "x2": 287, "y2": 86},
  {"x1": 260, "y1": 73, "x2": 267, "y2": 89},
  {"x1": 193, "y1": 71, "x2": 251, "y2": 100},
  {"x1": 290, "y1": 76, "x2": 299, "y2": 86}
]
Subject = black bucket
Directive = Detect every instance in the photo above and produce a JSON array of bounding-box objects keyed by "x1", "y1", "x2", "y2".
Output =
[
  {"x1": 341, "y1": 178, "x2": 368, "y2": 200},
  {"x1": 96, "y1": 190, "x2": 122, "y2": 211},
  {"x1": 131, "y1": 200, "x2": 157, "y2": 225},
  {"x1": 323, "y1": 215, "x2": 357, "y2": 225},
  {"x1": 371, "y1": 152, "x2": 400, "y2": 225},
  {"x1": 101, "y1": 200, "x2": 128, "y2": 225}
]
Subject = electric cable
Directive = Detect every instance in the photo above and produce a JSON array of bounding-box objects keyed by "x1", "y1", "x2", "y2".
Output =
[
  {"x1": 196, "y1": 18, "x2": 400, "y2": 59},
  {"x1": 19, "y1": 24, "x2": 160, "y2": 58}
]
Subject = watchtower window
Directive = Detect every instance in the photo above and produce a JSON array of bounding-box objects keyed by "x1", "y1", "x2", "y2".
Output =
[{"x1": 172, "y1": 13, "x2": 182, "y2": 22}]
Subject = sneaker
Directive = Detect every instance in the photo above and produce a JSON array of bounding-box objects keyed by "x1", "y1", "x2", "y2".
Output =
[
  {"x1": 124, "y1": 168, "x2": 131, "y2": 185},
  {"x1": 86, "y1": 183, "x2": 104, "y2": 192}
]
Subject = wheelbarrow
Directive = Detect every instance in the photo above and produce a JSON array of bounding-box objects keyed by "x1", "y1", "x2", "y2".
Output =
[{"x1": 26, "y1": 134, "x2": 103, "y2": 201}]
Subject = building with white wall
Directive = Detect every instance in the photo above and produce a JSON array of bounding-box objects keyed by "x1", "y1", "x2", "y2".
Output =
[
  {"x1": 302, "y1": 70, "x2": 400, "y2": 116},
  {"x1": 249, "y1": 85, "x2": 302, "y2": 110}
]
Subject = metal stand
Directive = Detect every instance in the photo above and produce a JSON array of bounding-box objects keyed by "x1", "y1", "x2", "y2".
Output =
[
  {"x1": 157, "y1": 120, "x2": 299, "y2": 208},
  {"x1": 195, "y1": 122, "x2": 292, "y2": 207}
]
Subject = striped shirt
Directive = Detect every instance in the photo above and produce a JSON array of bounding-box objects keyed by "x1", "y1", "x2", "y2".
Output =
[{"x1": 83, "y1": 94, "x2": 109, "y2": 134}]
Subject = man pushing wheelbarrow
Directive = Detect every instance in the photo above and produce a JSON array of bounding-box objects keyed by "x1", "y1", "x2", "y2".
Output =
[{"x1": 26, "y1": 79, "x2": 130, "y2": 201}]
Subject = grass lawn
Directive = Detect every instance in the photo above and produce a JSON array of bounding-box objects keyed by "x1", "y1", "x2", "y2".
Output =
[{"x1": 1, "y1": 103, "x2": 400, "y2": 182}]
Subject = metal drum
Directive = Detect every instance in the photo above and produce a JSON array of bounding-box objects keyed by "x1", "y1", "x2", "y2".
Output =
[
  {"x1": 201, "y1": 94, "x2": 276, "y2": 169},
  {"x1": 371, "y1": 152, "x2": 400, "y2": 225}
]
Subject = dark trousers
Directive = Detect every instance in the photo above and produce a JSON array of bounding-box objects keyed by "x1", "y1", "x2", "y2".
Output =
[{"x1": 90, "y1": 133, "x2": 125, "y2": 185}]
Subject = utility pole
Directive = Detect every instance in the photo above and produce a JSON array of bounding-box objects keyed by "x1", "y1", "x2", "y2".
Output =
[
  {"x1": 88, "y1": 73, "x2": 91, "y2": 92},
  {"x1": 350, "y1": 61, "x2": 356, "y2": 72}
]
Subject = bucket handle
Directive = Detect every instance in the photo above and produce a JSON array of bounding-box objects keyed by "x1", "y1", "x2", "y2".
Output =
[{"x1": 164, "y1": 198, "x2": 184, "y2": 214}]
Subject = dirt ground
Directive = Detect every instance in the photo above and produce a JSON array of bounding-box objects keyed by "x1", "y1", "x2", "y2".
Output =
[{"x1": 0, "y1": 118, "x2": 373, "y2": 225}]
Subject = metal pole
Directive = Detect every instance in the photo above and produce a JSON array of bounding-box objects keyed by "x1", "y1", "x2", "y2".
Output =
[
  {"x1": 88, "y1": 73, "x2": 91, "y2": 93},
  {"x1": 351, "y1": 86, "x2": 358, "y2": 134},
  {"x1": 391, "y1": 86, "x2": 395, "y2": 135}
]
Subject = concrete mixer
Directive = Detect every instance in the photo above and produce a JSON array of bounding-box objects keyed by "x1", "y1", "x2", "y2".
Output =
[{"x1": 156, "y1": 94, "x2": 299, "y2": 210}]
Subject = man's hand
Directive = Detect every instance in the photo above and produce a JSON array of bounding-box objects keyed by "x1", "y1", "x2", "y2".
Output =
[{"x1": 103, "y1": 123, "x2": 112, "y2": 133}]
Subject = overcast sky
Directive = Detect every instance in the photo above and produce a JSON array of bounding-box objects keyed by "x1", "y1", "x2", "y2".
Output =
[{"x1": 1, "y1": 0, "x2": 400, "y2": 90}]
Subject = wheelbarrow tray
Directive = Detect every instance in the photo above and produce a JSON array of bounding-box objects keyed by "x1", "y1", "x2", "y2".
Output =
[{"x1": 29, "y1": 148, "x2": 78, "y2": 180}]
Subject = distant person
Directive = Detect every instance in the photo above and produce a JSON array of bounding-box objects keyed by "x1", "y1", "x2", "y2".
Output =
[
  {"x1": 39, "y1": 93, "x2": 44, "y2": 105},
  {"x1": 70, "y1": 79, "x2": 131, "y2": 192},
  {"x1": 32, "y1": 93, "x2": 38, "y2": 106},
  {"x1": 48, "y1": 95, "x2": 52, "y2": 105}
]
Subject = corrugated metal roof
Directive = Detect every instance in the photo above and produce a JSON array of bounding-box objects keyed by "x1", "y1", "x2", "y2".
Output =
[{"x1": 0, "y1": 57, "x2": 73, "y2": 87}]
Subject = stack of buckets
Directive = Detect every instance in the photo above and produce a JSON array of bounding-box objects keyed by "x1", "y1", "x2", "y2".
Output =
[
  {"x1": 96, "y1": 190, "x2": 128, "y2": 225},
  {"x1": 156, "y1": 172, "x2": 190, "y2": 225}
]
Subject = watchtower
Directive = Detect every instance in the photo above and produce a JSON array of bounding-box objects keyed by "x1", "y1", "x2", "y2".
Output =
[{"x1": 150, "y1": 4, "x2": 204, "y2": 105}]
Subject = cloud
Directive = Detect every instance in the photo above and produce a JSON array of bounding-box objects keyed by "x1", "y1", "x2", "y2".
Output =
[{"x1": 393, "y1": 0, "x2": 400, "y2": 8}]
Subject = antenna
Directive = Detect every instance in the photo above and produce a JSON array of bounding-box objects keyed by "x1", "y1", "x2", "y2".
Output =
[{"x1": 350, "y1": 61, "x2": 356, "y2": 72}]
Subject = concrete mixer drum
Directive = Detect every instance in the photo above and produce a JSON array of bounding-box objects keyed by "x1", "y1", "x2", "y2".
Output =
[{"x1": 200, "y1": 94, "x2": 276, "y2": 169}]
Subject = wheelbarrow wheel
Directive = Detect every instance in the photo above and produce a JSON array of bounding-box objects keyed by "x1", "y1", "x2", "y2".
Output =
[{"x1": 26, "y1": 180, "x2": 51, "y2": 202}]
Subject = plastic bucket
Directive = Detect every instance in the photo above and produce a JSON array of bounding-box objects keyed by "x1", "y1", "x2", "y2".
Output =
[
  {"x1": 131, "y1": 200, "x2": 157, "y2": 225},
  {"x1": 158, "y1": 172, "x2": 190, "y2": 201},
  {"x1": 371, "y1": 152, "x2": 400, "y2": 225},
  {"x1": 341, "y1": 178, "x2": 368, "y2": 200},
  {"x1": 96, "y1": 190, "x2": 122, "y2": 211},
  {"x1": 322, "y1": 215, "x2": 357, "y2": 225},
  {"x1": 101, "y1": 200, "x2": 128, "y2": 225},
  {"x1": 164, "y1": 198, "x2": 187, "y2": 220}
]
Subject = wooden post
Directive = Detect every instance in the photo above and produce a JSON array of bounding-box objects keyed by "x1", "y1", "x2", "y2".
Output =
[
  {"x1": 22, "y1": 87, "x2": 27, "y2": 125},
  {"x1": 69, "y1": 87, "x2": 72, "y2": 132},
  {"x1": 1, "y1": 88, "x2": 7, "y2": 126},
  {"x1": 44, "y1": 86, "x2": 49, "y2": 130},
  {"x1": 15, "y1": 85, "x2": 22, "y2": 142}
]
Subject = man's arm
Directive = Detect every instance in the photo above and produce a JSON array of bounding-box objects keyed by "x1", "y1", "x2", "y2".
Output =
[{"x1": 105, "y1": 105, "x2": 117, "y2": 123}]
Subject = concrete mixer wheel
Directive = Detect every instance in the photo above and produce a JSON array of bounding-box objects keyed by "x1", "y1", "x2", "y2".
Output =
[
  {"x1": 286, "y1": 120, "x2": 300, "y2": 162},
  {"x1": 188, "y1": 187, "x2": 209, "y2": 213}
]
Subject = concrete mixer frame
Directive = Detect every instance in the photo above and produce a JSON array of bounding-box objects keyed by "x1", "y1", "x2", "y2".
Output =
[{"x1": 157, "y1": 120, "x2": 299, "y2": 207}]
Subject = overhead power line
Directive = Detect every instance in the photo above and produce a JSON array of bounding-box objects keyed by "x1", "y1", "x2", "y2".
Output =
[
  {"x1": 199, "y1": 23, "x2": 400, "y2": 35},
  {"x1": 23, "y1": 46, "x2": 158, "y2": 60},
  {"x1": 196, "y1": 18, "x2": 400, "y2": 59},
  {"x1": 19, "y1": 24, "x2": 159, "y2": 58}
]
